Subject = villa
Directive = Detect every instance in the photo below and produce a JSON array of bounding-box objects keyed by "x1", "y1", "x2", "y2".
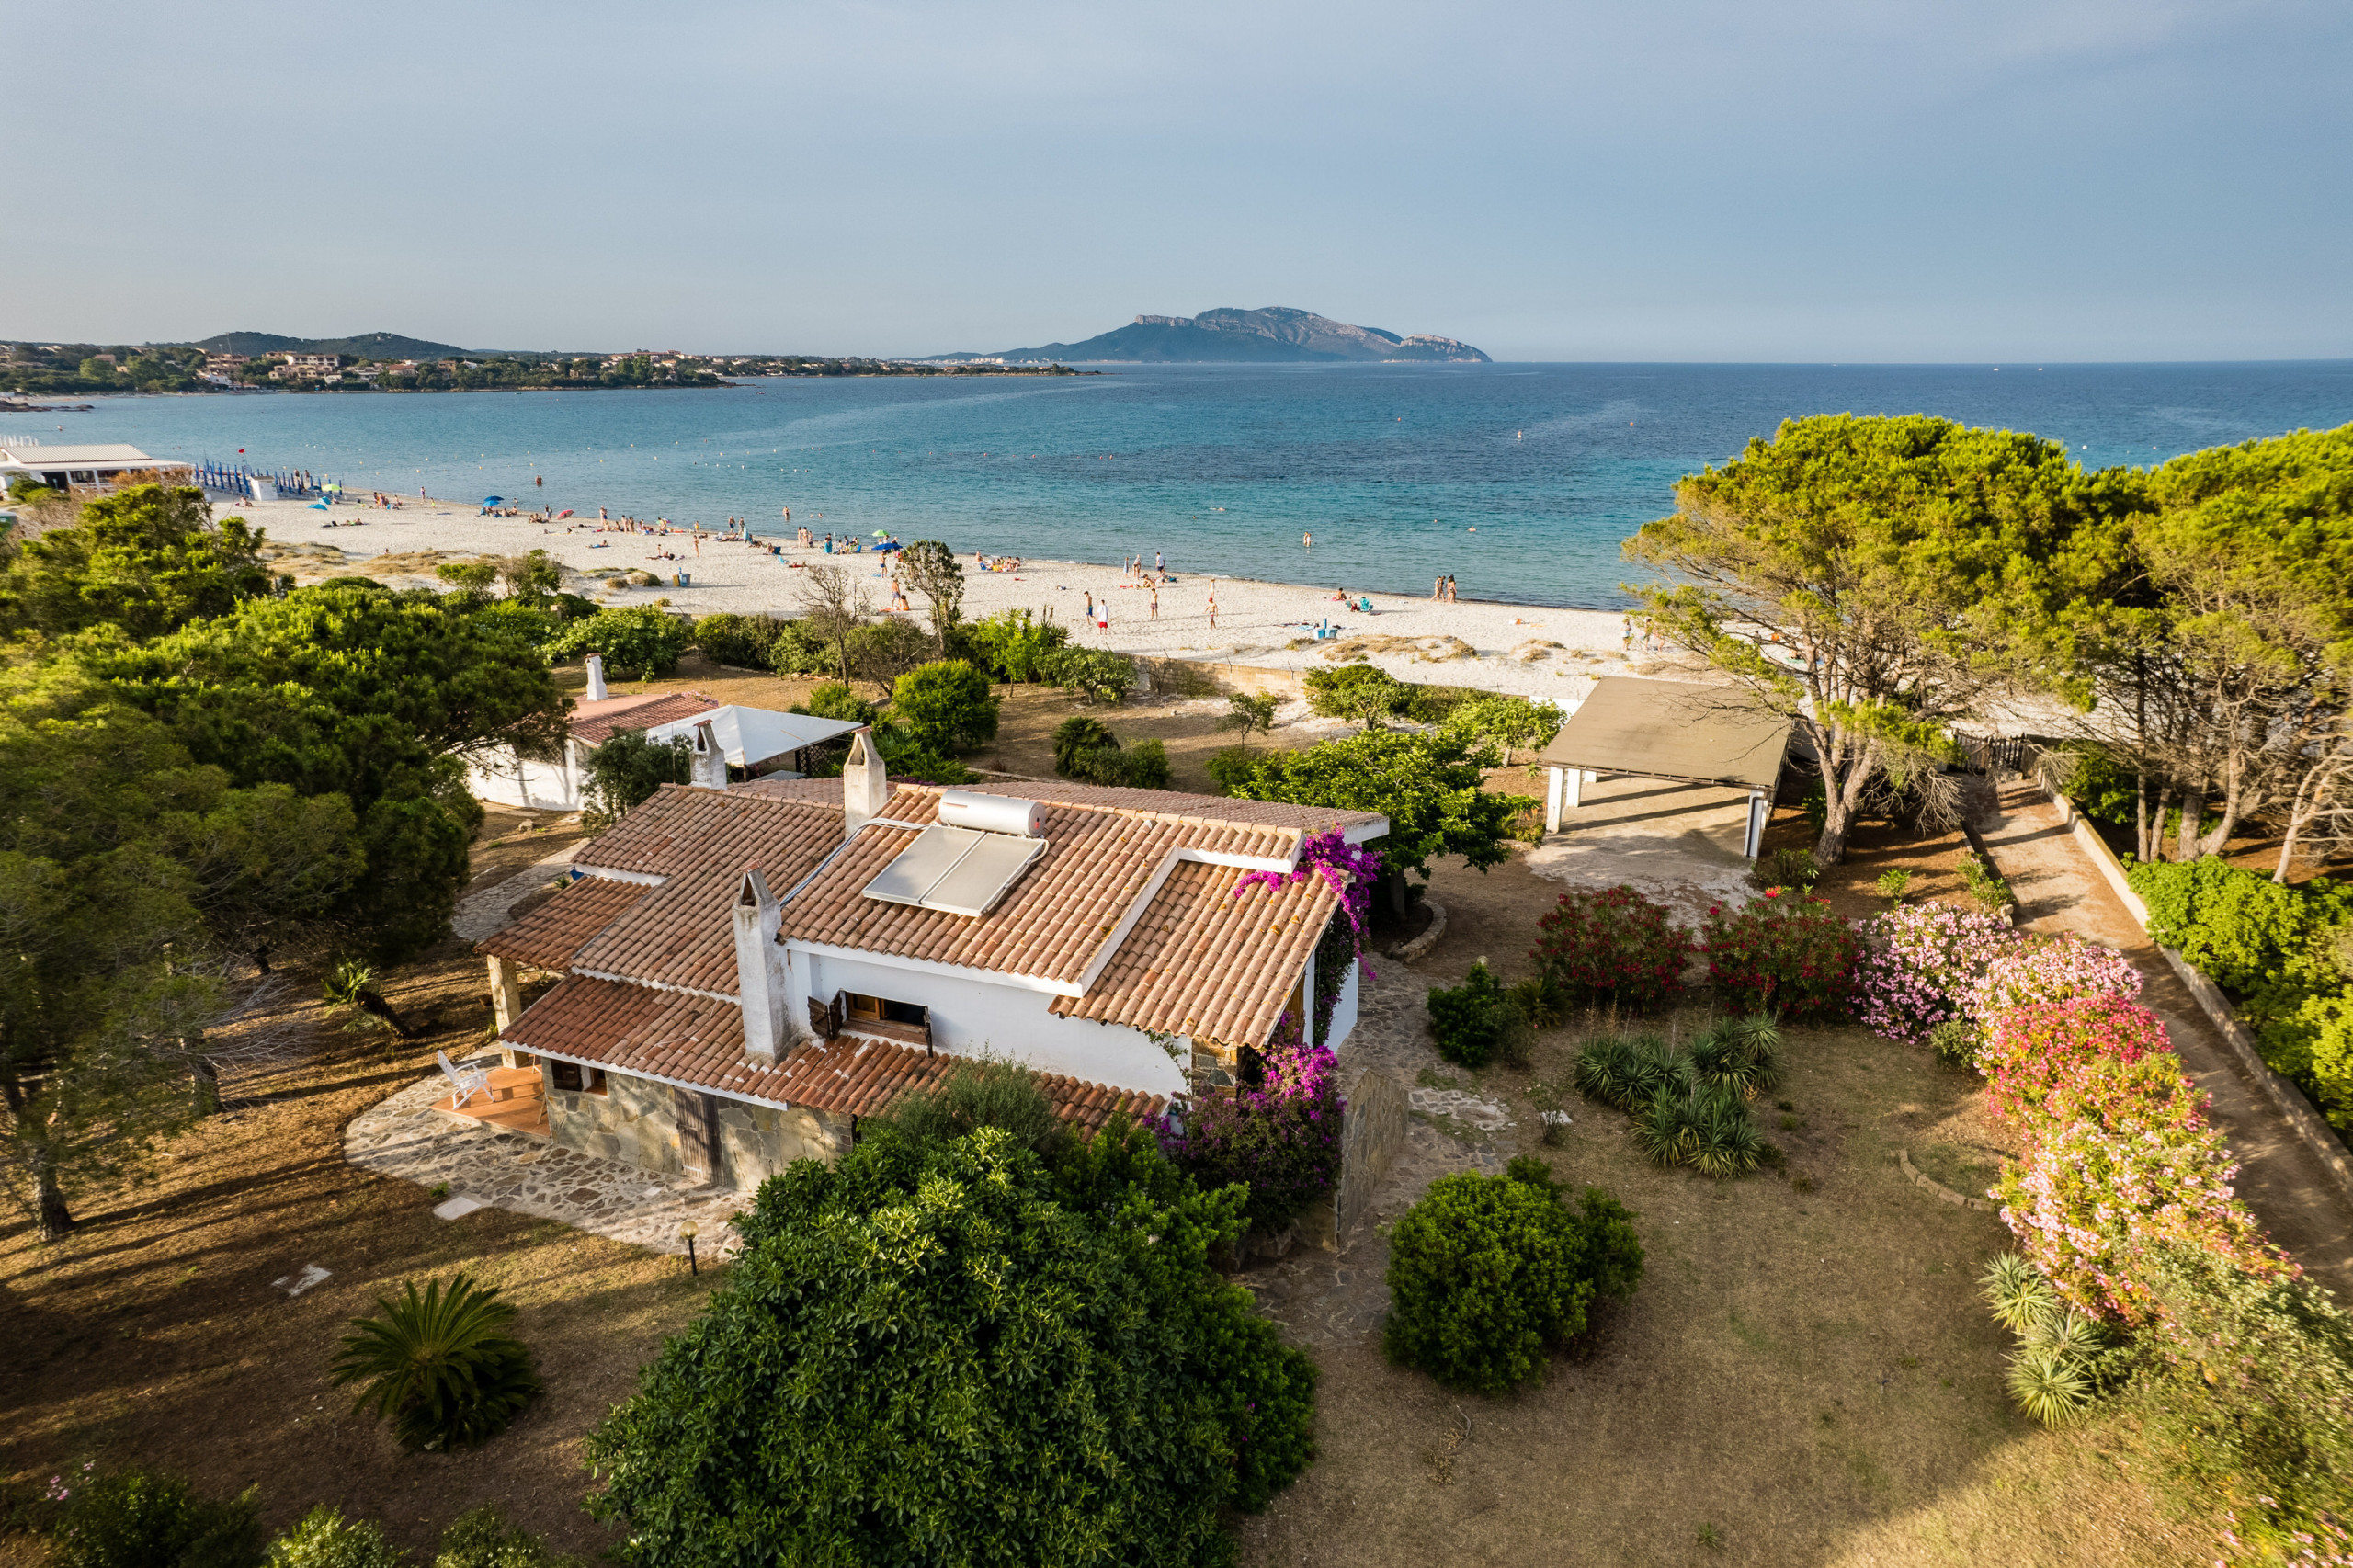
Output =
[{"x1": 472, "y1": 731, "x2": 1385, "y2": 1187}]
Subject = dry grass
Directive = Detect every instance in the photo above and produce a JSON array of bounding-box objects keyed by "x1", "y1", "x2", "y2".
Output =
[
  {"x1": 1238, "y1": 997, "x2": 2206, "y2": 1568},
  {"x1": 0, "y1": 830, "x2": 716, "y2": 1562}
]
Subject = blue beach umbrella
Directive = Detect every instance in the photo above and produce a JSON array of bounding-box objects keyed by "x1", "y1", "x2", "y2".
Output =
[{"x1": 482, "y1": 495, "x2": 504, "y2": 506}]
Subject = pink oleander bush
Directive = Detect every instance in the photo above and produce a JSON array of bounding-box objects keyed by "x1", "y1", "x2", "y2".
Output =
[
  {"x1": 1852, "y1": 903, "x2": 2023, "y2": 1042},
  {"x1": 1982, "y1": 995, "x2": 2294, "y2": 1326},
  {"x1": 1993, "y1": 1109, "x2": 2292, "y2": 1327},
  {"x1": 1967, "y1": 932, "x2": 2143, "y2": 1023},
  {"x1": 1978, "y1": 995, "x2": 2174, "y2": 1124},
  {"x1": 1699, "y1": 892, "x2": 1858, "y2": 1022}
]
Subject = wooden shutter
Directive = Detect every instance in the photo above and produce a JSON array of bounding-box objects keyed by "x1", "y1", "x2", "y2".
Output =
[{"x1": 672, "y1": 1087, "x2": 722, "y2": 1179}]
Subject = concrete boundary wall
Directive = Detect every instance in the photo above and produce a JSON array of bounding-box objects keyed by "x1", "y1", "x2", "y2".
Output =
[{"x1": 2045, "y1": 788, "x2": 2353, "y2": 1201}]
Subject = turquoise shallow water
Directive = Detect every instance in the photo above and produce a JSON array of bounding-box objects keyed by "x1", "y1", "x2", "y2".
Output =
[{"x1": 23, "y1": 360, "x2": 2352, "y2": 608}]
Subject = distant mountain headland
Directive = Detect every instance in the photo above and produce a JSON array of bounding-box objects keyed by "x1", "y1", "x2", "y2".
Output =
[{"x1": 929, "y1": 306, "x2": 1491, "y2": 364}]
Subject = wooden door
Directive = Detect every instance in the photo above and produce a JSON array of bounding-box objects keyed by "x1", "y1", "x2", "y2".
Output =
[{"x1": 672, "y1": 1086, "x2": 722, "y2": 1179}]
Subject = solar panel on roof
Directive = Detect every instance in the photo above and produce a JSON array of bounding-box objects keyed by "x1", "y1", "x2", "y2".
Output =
[{"x1": 861, "y1": 824, "x2": 1046, "y2": 917}]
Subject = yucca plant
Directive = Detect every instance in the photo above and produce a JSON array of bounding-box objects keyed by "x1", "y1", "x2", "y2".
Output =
[
  {"x1": 1685, "y1": 1022, "x2": 1785, "y2": 1100},
  {"x1": 1981, "y1": 1251, "x2": 2059, "y2": 1335},
  {"x1": 2025, "y1": 1305, "x2": 2109, "y2": 1362},
  {"x1": 1688, "y1": 1089, "x2": 1763, "y2": 1177},
  {"x1": 1574, "y1": 1036, "x2": 1642, "y2": 1111},
  {"x1": 2006, "y1": 1345, "x2": 2097, "y2": 1426},
  {"x1": 1508, "y1": 973, "x2": 1570, "y2": 1032},
  {"x1": 1625, "y1": 1034, "x2": 1684, "y2": 1107},
  {"x1": 323, "y1": 960, "x2": 413, "y2": 1040},
  {"x1": 331, "y1": 1274, "x2": 540, "y2": 1451},
  {"x1": 1634, "y1": 1091, "x2": 1701, "y2": 1167}
]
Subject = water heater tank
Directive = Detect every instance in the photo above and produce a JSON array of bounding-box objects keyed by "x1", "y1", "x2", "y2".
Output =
[{"x1": 938, "y1": 790, "x2": 1045, "y2": 838}]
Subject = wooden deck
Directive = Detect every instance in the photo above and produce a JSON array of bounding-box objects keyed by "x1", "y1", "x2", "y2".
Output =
[{"x1": 430, "y1": 1064, "x2": 551, "y2": 1138}]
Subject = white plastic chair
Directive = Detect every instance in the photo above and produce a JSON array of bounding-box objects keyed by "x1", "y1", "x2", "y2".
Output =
[{"x1": 438, "y1": 1050, "x2": 491, "y2": 1108}]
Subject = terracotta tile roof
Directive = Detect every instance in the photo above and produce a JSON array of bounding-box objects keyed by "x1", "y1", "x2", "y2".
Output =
[
  {"x1": 563, "y1": 788, "x2": 846, "y2": 992},
  {"x1": 734, "y1": 776, "x2": 856, "y2": 805},
  {"x1": 476, "y1": 876, "x2": 650, "y2": 969},
  {"x1": 573, "y1": 784, "x2": 842, "y2": 882},
  {"x1": 945, "y1": 779, "x2": 1386, "y2": 838},
  {"x1": 777, "y1": 786, "x2": 1300, "y2": 984},
  {"x1": 1051, "y1": 860, "x2": 1338, "y2": 1048},
  {"x1": 505, "y1": 976, "x2": 1164, "y2": 1131},
  {"x1": 569, "y1": 689, "x2": 721, "y2": 746}
]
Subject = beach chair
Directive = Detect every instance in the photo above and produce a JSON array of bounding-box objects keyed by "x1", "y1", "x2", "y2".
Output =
[{"x1": 438, "y1": 1050, "x2": 491, "y2": 1108}]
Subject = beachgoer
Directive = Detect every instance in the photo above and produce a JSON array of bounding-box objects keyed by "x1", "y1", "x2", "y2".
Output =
[
  {"x1": 1433, "y1": 576, "x2": 1443, "y2": 600},
  {"x1": 1084, "y1": 590, "x2": 1095, "y2": 622},
  {"x1": 1154, "y1": 551, "x2": 1164, "y2": 574},
  {"x1": 1149, "y1": 585, "x2": 1159, "y2": 620},
  {"x1": 535, "y1": 475, "x2": 542, "y2": 487},
  {"x1": 1621, "y1": 616, "x2": 1633, "y2": 652},
  {"x1": 1207, "y1": 585, "x2": 1217, "y2": 628},
  {"x1": 1302, "y1": 531, "x2": 1313, "y2": 551}
]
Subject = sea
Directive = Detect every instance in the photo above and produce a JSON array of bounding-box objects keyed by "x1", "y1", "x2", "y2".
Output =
[{"x1": 17, "y1": 360, "x2": 2352, "y2": 608}]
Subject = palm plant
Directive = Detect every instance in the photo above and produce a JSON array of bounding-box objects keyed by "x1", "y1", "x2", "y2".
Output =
[
  {"x1": 1687, "y1": 1088, "x2": 1763, "y2": 1177},
  {"x1": 331, "y1": 1274, "x2": 540, "y2": 1451},
  {"x1": 323, "y1": 960, "x2": 412, "y2": 1040},
  {"x1": 1574, "y1": 1036, "x2": 1642, "y2": 1111},
  {"x1": 1685, "y1": 1021, "x2": 1785, "y2": 1100},
  {"x1": 1508, "y1": 973, "x2": 1569, "y2": 1032},
  {"x1": 1635, "y1": 1090, "x2": 1701, "y2": 1167},
  {"x1": 2025, "y1": 1305, "x2": 2109, "y2": 1362},
  {"x1": 1981, "y1": 1252, "x2": 2060, "y2": 1335},
  {"x1": 2006, "y1": 1345, "x2": 2097, "y2": 1426}
]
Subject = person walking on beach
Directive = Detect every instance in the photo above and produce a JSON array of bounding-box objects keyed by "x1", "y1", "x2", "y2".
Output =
[
  {"x1": 1084, "y1": 590, "x2": 1095, "y2": 623},
  {"x1": 1207, "y1": 584, "x2": 1218, "y2": 629},
  {"x1": 1445, "y1": 575, "x2": 1458, "y2": 602},
  {"x1": 1149, "y1": 583, "x2": 1159, "y2": 620},
  {"x1": 1432, "y1": 575, "x2": 1443, "y2": 600},
  {"x1": 1154, "y1": 551, "x2": 1163, "y2": 574}
]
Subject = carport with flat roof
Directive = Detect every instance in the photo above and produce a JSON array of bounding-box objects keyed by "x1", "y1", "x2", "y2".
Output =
[{"x1": 1536, "y1": 677, "x2": 1794, "y2": 858}]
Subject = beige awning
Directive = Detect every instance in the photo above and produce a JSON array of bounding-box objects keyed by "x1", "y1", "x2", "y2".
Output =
[{"x1": 1537, "y1": 677, "x2": 1792, "y2": 792}]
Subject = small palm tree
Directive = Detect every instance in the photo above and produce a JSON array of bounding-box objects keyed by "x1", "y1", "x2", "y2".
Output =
[
  {"x1": 331, "y1": 1274, "x2": 540, "y2": 1451},
  {"x1": 1981, "y1": 1252, "x2": 2060, "y2": 1335},
  {"x1": 323, "y1": 960, "x2": 412, "y2": 1040}
]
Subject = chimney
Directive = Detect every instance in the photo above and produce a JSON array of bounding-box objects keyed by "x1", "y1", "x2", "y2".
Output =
[
  {"x1": 842, "y1": 727, "x2": 889, "y2": 836},
  {"x1": 733, "y1": 870, "x2": 786, "y2": 1062},
  {"x1": 690, "y1": 718, "x2": 727, "y2": 790},
  {"x1": 585, "y1": 652, "x2": 608, "y2": 701}
]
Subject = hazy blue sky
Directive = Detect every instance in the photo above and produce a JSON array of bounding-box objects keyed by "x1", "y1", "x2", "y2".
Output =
[{"x1": 10, "y1": 0, "x2": 2350, "y2": 360}]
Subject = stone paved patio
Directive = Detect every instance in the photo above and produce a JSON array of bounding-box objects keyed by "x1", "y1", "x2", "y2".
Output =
[
  {"x1": 1244, "y1": 960, "x2": 1514, "y2": 1348},
  {"x1": 346, "y1": 1062, "x2": 748, "y2": 1256}
]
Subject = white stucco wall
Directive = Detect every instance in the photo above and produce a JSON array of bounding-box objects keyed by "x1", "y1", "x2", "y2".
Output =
[
  {"x1": 1324, "y1": 960, "x2": 1361, "y2": 1053},
  {"x1": 468, "y1": 742, "x2": 585, "y2": 810},
  {"x1": 787, "y1": 947, "x2": 1189, "y2": 1098}
]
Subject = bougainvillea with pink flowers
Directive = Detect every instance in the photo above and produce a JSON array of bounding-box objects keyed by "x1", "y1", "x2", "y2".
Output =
[
  {"x1": 1966, "y1": 932, "x2": 2143, "y2": 1023},
  {"x1": 1234, "y1": 828, "x2": 1381, "y2": 947},
  {"x1": 1160, "y1": 1013, "x2": 1343, "y2": 1234},
  {"x1": 1851, "y1": 903, "x2": 2023, "y2": 1042},
  {"x1": 1699, "y1": 892, "x2": 1859, "y2": 1021}
]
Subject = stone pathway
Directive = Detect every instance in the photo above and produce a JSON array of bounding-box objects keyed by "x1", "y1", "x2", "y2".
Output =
[
  {"x1": 1978, "y1": 782, "x2": 2353, "y2": 1296},
  {"x1": 451, "y1": 842, "x2": 586, "y2": 943},
  {"x1": 345, "y1": 1061, "x2": 747, "y2": 1256},
  {"x1": 1245, "y1": 961, "x2": 1514, "y2": 1349}
]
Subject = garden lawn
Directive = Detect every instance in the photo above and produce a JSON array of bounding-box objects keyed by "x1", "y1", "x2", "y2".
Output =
[{"x1": 1240, "y1": 932, "x2": 2209, "y2": 1565}]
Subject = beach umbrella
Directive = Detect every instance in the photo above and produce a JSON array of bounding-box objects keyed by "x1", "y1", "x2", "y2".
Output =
[
  {"x1": 556, "y1": 509, "x2": 574, "y2": 518},
  {"x1": 482, "y1": 495, "x2": 504, "y2": 505}
]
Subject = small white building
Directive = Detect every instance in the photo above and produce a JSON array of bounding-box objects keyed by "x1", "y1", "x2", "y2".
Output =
[
  {"x1": 0, "y1": 443, "x2": 184, "y2": 491},
  {"x1": 468, "y1": 655, "x2": 865, "y2": 810}
]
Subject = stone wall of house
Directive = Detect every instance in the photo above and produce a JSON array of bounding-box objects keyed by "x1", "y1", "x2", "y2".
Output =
[
  {"x1": 546, "y1": 1074, "x2": 852, "y2": 1190},
  {"x1": 714, "y1": 1097, "x2": 850, "y2": 1188}
]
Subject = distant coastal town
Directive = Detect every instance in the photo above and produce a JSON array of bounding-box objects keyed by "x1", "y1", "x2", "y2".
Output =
[{"x1": 0, "y1": 338, "x2": 1081, "y2": 397}]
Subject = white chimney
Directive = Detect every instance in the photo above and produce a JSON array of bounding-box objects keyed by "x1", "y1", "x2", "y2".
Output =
[
  {"x1": 842, "y1": 727, "x2": 890, "y2": 837},
  {"x1": 585, "y1": 652, "x2": 608, "y2": 702},
  {"x1": 733, "y1": 870, "x2": 786, "y2": 1062},
  {"x1": 690, "y1": 718, "x2": 727, "y2": 790}
]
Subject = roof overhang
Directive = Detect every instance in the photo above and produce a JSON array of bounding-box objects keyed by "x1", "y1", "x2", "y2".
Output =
[{"x1": 1536, "y1": 676, "x2": 1793, "y2": 792}]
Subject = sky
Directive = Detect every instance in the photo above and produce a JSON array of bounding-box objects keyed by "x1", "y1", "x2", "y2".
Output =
[{"x1": 7, "y1": 0, "x2": 2351, "y2": 361}]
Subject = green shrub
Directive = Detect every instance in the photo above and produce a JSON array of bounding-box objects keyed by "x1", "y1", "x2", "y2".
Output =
[
  {"x1": 872, "y1": 1058, "x2": 1071, "y2": 1163},
  {"x1": 1383, "y1": 1157, "x2": 1642, "y2": 1393},
  {"x1": 1038, "y1": 646, "x2": 1135, "y2": 704},
  {"x1": 579, "y1": 730, "x2": 690, "y2": 832},
  {"x1": 1572, "y1": 1032, "x2": 1681, "y2": 1114},
  {"x1": 1205, "y1": 744, "x2": 1255, "y2": 795},
  {"x1": 1635, "y1": 1082, "x2": 1762, "y2": 1176},
  {"x1": 1427, "y1": 960, "x2": 1512, "y2": 1068},
  {"x1": 767, "y1": 618, "x2": 835, "y2": 676},
  {"x1": 265, "y1": 1506, "x2": 406, "y2": 1568},
  {"x1": 799, "y1": 680, "x2": 877, "y2": 725},
  {"x1": 1926, "y1": 1018, "x2": 1980, "y2": 1067},
  {"x1": 968, "y1": 608, "x2": 1070, "y2": 683},
  {"x1": 585, "y1": 1126, "x2": 1316, "y2": 1564},
  {"x1": 427, "y1": 1507, "x2": 574, "y2": 1568},
  {"x1": 330, "y1": 1274, "x2": 540, "y2": 1451},
  {"x1": 1682, "y1": 1017, "x2": 1784, "y2": 1099},
  {"x1": 692, "y1": 612, "x2": 790, "y2": 669},
  {"x1": 1749, "y1": 847, "x2": 1820, "y2": 892},
  {"x1": 1049, "y1": 716, "x2": 1170, "y2": 789},
  {"x1": 1508, "y1": 972, "x2": 1569, "y2": 1031},
  {"x1": 891, "y1": 659, "x2": 999, "y2": 754},
  {"x1": 1438, "y1": 694, "x2": 1563, "y2": 762},
  {"x1": 1530, "y1": 885, "x2": 1694, "y2": 1010},
  {"x1": 1052, "y1": 715, "x2": 1118, "y2": 776},
  {"x1": 51, "y1": 1468, "x2": 262, "y2": 1568},
  {"x1": 1874, "y1": 868, "x2": 1914, "y2": 903},
  {"x1": 873, "y1": 728, "x2": 981, "y2": 785},
  {"x1": 541, "y1": 606, "x2": 693, "y2": 680},
  {"x1": 1303, "y1": 663, "x2": 1411, "y2": 727},
  {"x1": 2128, "y1": 856, "x2": 2350, "y2": 995}
]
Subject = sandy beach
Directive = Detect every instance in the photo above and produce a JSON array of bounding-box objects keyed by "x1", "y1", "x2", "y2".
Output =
[{"x1": 226, "y1": 493, "x2": 1662, "y2": 701}]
